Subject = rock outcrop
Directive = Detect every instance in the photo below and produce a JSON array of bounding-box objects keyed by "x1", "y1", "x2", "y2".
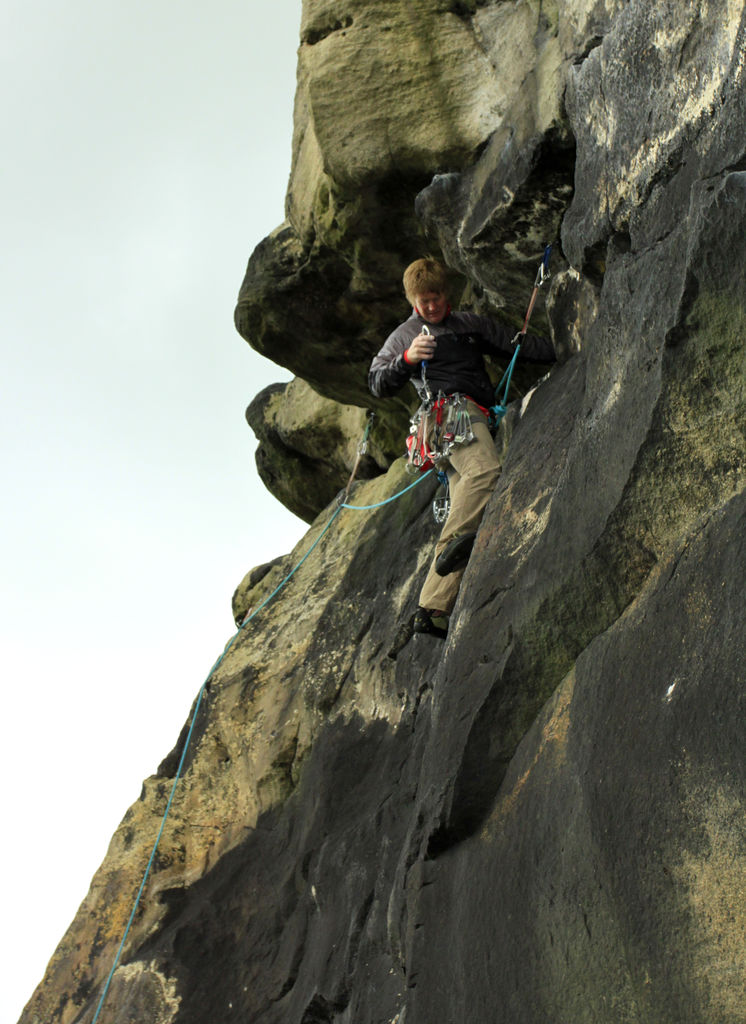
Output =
[
  {"x1": 21, "y1": 2, "x2": 746, "y2": 1023},
  {"x1": 234, "y1": 0, "x2": 586, "y2": 513},
  {"x1": 246, "y1": 379, "x2": 390, "y2": 523}
]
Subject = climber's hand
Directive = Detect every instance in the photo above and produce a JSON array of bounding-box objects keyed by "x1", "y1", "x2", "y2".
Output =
[{"x1": 406, "y1": 332, "x2": 437, "y2": 363}]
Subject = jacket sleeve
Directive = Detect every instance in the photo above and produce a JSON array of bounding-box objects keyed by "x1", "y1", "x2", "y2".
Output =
[
  {"x1": 368, "y1": 329, "x2": 414, "y2": 398},
  {"x1": 515, "y1": 328, "x2": 556, "y2": 364},
  {"x1": 481, "y1": 315, "x2": 556, "y2": 364}
]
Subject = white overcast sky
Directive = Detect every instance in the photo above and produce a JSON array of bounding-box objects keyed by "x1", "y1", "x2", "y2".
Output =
[{"x1": 2, "y1": 2, "x2": 305, "y2": 1019}]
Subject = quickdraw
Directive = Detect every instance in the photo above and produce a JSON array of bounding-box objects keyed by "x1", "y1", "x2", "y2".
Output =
[
  {"x1": 432, "y1": 470, "x2": 450, "y2": 524},
  {"x1": 490, "y1": 244, "x2": 553, "y2": 429},
  {"x1": 406, "y1": 391, "x2": 475, "y2": 472},
  {"x1": 341, "y1": 411, "x2": 375, "y2": 502}
]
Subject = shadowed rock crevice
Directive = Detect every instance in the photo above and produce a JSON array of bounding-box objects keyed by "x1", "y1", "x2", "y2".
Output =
[
  {"x1": 416, "y1": 126, "x2": 576, "y2": 335},
  {"x1": 301, "y1": 15, "x2": 353, "y2": 47}
]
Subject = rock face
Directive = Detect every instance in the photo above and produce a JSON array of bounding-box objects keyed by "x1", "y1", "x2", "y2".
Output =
[
  {"x1": 246, "y1": 378, "x2": 390, "y2": 523},
  {"x1": 21, "y1": 2, "x2": 746, "y2": 1023}
]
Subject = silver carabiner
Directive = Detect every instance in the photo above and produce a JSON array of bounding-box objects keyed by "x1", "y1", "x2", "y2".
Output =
[
  {"x1": 417, "y1": 323, "x2": 432, "y2": 399},
  {"x1": 433, "y1": 496, "x2": 450, "y2": 524}
]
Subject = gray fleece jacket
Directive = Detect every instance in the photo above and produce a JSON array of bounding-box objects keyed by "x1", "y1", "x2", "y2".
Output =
[{"x1": 368, "y1": 309, "x2": 555, "y2": 408}]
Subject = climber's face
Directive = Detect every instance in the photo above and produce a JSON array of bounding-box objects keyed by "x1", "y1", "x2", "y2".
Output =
[{"x1": 415, "y1": 291, "x2": 448, "y2": 325}]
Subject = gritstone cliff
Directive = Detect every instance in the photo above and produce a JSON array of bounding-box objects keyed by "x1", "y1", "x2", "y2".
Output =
[{"x1": 21, "y1": 2, "x2": 746, "y2": 1023}]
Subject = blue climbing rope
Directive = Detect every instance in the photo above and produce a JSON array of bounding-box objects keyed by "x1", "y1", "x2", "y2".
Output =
[
  {"x1": 90, "y1": 675, "x2": 211, "y2": 1024},
  {"x1": 341, "y1": 469, "x2": 433, "y2": 511},
  {"x1": 490, "y1": 345, "x2": 522, "y2": 427},
  {"x1": 90, "y1": 466, "x2": 433, "y2": 1023}
]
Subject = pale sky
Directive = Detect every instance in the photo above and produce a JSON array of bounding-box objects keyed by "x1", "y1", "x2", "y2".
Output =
[{"x1": 2, "y1": 3, "x2": 305, "y2": 1019}]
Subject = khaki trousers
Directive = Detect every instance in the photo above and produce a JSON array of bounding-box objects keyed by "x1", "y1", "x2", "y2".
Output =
[{"x1": 418, "y1": 404, "x2": 501, "y2": 615}]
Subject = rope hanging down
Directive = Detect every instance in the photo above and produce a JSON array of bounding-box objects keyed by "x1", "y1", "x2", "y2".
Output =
[{"x1": 89, "y1": 452, "x2": 433, "y2": 1024}]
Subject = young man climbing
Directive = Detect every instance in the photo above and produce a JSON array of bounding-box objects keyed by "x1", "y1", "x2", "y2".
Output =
[{"x1": 368, "y1": 257, "x2": 555, "y2": 638}]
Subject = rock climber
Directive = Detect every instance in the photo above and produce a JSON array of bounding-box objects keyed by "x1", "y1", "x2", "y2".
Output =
[{"x1": 368, "y1": 257, "x2": 555, "y2": 638}]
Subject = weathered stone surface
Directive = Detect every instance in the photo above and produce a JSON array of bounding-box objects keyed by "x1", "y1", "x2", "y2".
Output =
[
  {"x1": 410, "y1": 494, "x2": 746, "y2": 1022},
  {"x1": 297, "y1": 0, "x2": 505, "y2": 190},
  {"x1": 562, "y1": 0, "x2": 746, "y2": 269},
  {"x1": 21, "y1": 2, "x2": 746, "y2": 1023},
  {"x1": 20, "y1": 460, "x2": 444, "y2": 1024}
]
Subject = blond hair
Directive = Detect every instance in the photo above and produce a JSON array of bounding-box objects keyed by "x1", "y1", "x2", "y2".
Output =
[{"x1": 402, "y1": 258, "x2": 449, "y2": 306}]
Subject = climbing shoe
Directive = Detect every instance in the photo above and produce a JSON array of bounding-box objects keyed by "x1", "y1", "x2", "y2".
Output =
[
  {"x1": 435, "y1": 532, "x2": 477, "y2": 576},
  {"x1": 412, "y1": 607, "x2": 448, "y2": 640}
]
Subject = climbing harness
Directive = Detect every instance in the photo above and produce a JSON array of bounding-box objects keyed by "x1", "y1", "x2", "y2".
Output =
[
  {"x1": 490, "y1": 244, "x2": 553, "y2": 429},
  {"x1": 406, "y1": 391, "x2": 475, "y2": 472},
  {"x1": 406, "y1": 323, "x2": 479, "y2": 473},
  {"x1": 89, "y1": 434, "x2": 434, "y2": 1024}
]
